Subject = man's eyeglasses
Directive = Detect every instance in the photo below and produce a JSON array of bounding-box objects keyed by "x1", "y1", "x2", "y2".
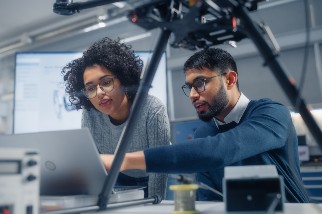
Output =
[
  {"x1": 181, "y1": 74, "x2": 225, "y2": 97},
  {"x1": 82, "y1": 76, "x2": 117, "y2": 99}
]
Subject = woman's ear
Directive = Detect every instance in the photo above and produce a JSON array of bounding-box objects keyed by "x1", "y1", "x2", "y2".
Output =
[{"x1": 122, "y1": 86, "x2": 132, "y2": 102}]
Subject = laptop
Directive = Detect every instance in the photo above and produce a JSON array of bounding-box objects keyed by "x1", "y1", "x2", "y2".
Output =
[{"x1": 0, "y1": 128, "x2": 144, "y2": 210}]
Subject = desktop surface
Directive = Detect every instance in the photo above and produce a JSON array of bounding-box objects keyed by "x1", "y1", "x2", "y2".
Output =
[{"x1": 84, "y1": 200, "x2": 322, "y2": 214}]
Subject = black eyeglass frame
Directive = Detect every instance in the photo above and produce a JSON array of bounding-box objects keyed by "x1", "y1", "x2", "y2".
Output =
[
  {"x1": 181, "y1": 73, "x2": 226, "y2": 97},
  {"x1": 82, "y1": 76, "x2": 117, "y2": 99}
]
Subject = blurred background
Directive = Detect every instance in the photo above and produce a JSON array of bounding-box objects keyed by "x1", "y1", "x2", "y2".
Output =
[{"x1": 0, "y1": 0, "x2": 322, "y2": 158}]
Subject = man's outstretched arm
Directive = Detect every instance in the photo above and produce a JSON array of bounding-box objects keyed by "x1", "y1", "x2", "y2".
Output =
[{"x1": 100, "y1": 151, "x2": 146, "y2": 172}]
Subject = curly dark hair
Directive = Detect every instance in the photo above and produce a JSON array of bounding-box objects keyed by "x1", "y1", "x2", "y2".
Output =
[{"x1": 62, "y1": 37, "x2": 143, "y2": 111}]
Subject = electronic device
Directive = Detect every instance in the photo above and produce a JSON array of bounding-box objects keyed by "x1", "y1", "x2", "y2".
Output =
[
  {"x1": 223, "y1": 165, "x2": 284, "y2": 212},
  {"x1": 0, "y1": 128, "x2": 108, "y2": 196},
  {"x1": 0, "y1": 148, "x2": 40, "y2": 214},
  {"x1": 0, "y1": 129, "x2": 145, "y2": 212}
]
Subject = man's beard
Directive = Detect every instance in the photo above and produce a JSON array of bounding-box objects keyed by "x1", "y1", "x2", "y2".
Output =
[{"x1": 197, "y1": 83, "x2": 228, "y2": 122}]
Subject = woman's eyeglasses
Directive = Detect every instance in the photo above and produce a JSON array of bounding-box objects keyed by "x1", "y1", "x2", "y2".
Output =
[{"x1": 82, "y1": 76, "x2": 117, "y2": 99}]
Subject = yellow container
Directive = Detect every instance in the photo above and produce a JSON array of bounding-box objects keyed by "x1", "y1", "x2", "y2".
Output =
[{"x1": 169, "y1": 184, "x2": 199, "y2": 214}]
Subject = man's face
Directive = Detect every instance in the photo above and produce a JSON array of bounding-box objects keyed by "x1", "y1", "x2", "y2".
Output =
[{"x1": 184, "y1": 68, "x2": 229, "y2": 121}]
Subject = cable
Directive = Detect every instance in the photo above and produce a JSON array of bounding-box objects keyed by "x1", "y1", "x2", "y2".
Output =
[
  {"x1": 169, "y1": 174, "x2": 194, "y2": 184},
  {"x1": 198, "y1": 182, "x2": 223, "y2": 198},
  {"x1": 266, "y1": 193, "x2": 281, "y2": 214},
  {"x1": 169, "y1": 174, "x2": 224, "y2": 198},
  {"x1": 295, "y1": 0, "x2": 311, "y2": 111}
]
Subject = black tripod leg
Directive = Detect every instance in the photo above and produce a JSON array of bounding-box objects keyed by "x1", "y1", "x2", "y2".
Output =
[
  {"x1": 97, "y1": 29, "x2": 172, "y2": 210},
  {"x1": 234, "y1": 4, "x2": 322, "y2": 149}
]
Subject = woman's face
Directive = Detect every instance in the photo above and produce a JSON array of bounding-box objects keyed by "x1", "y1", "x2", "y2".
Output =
[{"x1": 83, "y1": 64, "x2": 130, "y2": 123}]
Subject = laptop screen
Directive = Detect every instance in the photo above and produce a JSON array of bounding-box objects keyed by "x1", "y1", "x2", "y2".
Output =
[{"x1": 0, "y1": 128, "x2": 107, "y2": 196}]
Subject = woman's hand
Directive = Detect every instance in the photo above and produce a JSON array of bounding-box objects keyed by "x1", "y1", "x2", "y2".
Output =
[{"x1": 100, "y1": 154, "x2": 115, "y2": 171}]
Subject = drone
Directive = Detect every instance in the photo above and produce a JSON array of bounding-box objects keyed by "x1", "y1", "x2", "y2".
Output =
[{"x1": 53, "y1": 0, "x2": 266, "y2": 50}]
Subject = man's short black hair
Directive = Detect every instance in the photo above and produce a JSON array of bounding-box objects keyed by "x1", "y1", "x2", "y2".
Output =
[{"x1": 184, "y1": 48, "x2": 238, "y2": 75}]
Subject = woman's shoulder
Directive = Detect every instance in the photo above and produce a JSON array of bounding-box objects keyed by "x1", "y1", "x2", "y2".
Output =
[
  {"x1": 144, "y1": 94, "x2": 165, "y2": 107},
  {"x1": 138, "y1": 95, "x2": 167, "y2": 119},
  {"x1": 82, "y1": 108, "x2": 105, "y2": 120},
  {"x1": 82, "y1": 107, "x2": 100, "y2": 115}
]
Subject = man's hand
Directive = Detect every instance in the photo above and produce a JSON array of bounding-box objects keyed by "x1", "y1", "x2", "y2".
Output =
[{"x1": 100, "y1": 151, "x2": 147, "y2": 172}]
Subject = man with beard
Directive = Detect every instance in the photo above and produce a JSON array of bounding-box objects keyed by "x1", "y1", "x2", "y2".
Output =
[{"x1": 101, "y1": 48, "x2": 310, "y2": 203}]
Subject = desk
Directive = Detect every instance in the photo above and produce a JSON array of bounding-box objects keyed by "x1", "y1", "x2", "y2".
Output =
[{"x1": 86, "y1": 200, "x2": 322, "y2": 214}]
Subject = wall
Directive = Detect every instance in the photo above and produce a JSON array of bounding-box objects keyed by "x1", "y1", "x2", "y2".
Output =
[
  {"x1": 0, "y1": 0, "x2": 322, "y2": 154},
  {"x1": 0, "y1": 56, "x2": 14, "y2": 134}
]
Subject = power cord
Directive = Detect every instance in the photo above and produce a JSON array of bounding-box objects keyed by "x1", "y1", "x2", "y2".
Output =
[
  {"x1": 266, "y1": 193, "x2": 282, "y2": 214},
  {"x1": 169, "y1": 174, "x2": 223, "y2": 198}
]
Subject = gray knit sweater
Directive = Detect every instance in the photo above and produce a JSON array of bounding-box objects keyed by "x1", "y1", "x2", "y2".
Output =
[{"x1": 81, "y1": 95, "x2": 170, "y2": 198}]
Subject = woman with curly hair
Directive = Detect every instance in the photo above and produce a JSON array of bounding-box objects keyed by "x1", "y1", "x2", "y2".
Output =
[{"x1": 61, "y1": 37, "x2": 170, "y2": 199}]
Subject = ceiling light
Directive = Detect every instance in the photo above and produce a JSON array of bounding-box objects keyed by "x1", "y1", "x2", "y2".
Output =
[
  {"x1": 112, "y1": 2, "x2": 126, "y2": 8},
  {"x1": 120, "y1": 32, "x2": 152, "y2": 43}
]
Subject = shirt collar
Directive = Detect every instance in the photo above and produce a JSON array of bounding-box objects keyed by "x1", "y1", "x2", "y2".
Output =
[{"x1": 215, "y1": 93, "x2": 250, "y2": 126}]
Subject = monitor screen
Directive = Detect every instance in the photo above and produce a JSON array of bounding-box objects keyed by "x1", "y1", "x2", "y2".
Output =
[{"x1": 14, "y1": 52, "x2": 167, "y2": 134}]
